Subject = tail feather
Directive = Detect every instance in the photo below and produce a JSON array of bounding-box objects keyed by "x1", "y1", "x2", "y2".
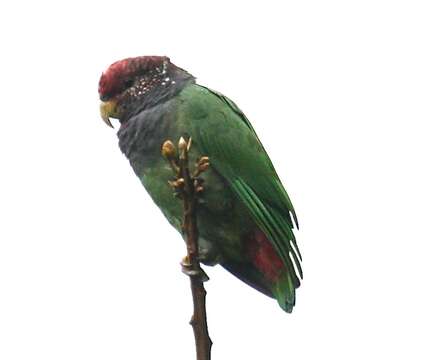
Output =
[
  {"x1": 273, "y1": 273, "x2": 299, "y2": 313},
  {"x1": 222, "y1": 259, "x2": 299, "y2": 313},
  {"x1": 222, "y1": 261, "x2": 274, "y2": 298},
  {"x1": 245, "y1": 229, "x2": 300, "y2": 313}
]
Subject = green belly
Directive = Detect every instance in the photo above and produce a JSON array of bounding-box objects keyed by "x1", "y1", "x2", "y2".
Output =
[{"x1": 137, "y1": 155, "x2": 251, "y2": 265}]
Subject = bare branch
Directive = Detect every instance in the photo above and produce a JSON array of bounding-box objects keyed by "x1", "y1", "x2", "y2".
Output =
[{"x1": 162, "y1": 139, "x2": 212, "y2": 360}]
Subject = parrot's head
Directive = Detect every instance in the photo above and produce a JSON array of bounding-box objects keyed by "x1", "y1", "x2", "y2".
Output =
[{"x1": 98, "y1": 56, "x2": 194, "y2": 127}]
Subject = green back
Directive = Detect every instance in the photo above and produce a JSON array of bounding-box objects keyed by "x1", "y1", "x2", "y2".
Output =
[{"x1": 177, "y1": 85, "x2": 302, "y2": 309}]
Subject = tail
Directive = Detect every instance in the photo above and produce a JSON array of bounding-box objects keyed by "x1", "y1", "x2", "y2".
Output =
[
  {"x1": 222, "y1": 229, "x2": 301, "y2": 313},
  {"x1": 272, "y1": 272, "x2": 300, "y2": 313},
  {"x1": 222, "y1": 259, "x2": 300, "y2": 313}
]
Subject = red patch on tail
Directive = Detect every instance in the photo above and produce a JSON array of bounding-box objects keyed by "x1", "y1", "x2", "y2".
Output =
[{"x1": 246, "y1": 230, "x2": 284, "y2": 282}]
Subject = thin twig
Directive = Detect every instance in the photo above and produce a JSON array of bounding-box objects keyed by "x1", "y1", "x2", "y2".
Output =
[{"x1": 162, "y1": 137, "x2": 212, "y2": 360}]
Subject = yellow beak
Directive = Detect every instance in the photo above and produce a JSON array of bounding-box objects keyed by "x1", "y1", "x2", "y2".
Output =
[{"x1": 99, "y1": 100, "x2": 117, "y2": 128}]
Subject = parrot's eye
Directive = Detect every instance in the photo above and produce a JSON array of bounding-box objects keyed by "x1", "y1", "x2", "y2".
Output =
[{"x1": 124, "y1": 79, "x2": 134, "y2": 88}]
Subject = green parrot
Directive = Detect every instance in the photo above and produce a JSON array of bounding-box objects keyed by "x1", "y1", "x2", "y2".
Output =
[{"x1": 98, "y1": 56, "x2": 302, "y2": 312}]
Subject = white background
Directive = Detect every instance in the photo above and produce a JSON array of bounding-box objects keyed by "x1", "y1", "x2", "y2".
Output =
[{"x1": 1, "y1": 1, "x2": 430, "y2": 359}]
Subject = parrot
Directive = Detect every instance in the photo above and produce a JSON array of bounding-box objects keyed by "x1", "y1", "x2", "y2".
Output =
[{"x1": 98, "y1": 56, "x2": 302, "y2": 312}]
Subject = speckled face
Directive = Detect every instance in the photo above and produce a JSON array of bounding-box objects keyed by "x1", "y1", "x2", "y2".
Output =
[
  {"x1": 98, "y1": 56, "x2": 170, "y2": 101},
  {"x1": 122, "y1": 61, "x2": 177, "y2": 100},
  {"x1": 99, "y1": 56, "x2": 195, "y2": 125},
  {"x1": 113, "y1": 60, "x2": 180, "y2": 118}
]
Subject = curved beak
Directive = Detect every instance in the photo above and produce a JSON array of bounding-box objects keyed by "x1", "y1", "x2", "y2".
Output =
[{"x1": 99, "y1": 101, "x2": 116, "y2": 128}]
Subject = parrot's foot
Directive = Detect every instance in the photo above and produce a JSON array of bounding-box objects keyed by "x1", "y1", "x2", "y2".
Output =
[
  {"x1": 198, "y1": 247, "x2": 221, "y2": 266},
  {"x1": 181, "y1": 256, "x2": 209, "y2": 282}
]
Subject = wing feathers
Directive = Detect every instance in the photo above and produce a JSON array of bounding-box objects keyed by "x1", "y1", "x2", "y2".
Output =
[{"x1": 183, "y1": 85, "x2": 302, "y2": 297}]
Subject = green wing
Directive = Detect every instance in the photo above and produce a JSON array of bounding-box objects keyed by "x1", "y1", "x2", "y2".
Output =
[{"x1": 181, "y1": 85, "x2": 302, "y2": 304}]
